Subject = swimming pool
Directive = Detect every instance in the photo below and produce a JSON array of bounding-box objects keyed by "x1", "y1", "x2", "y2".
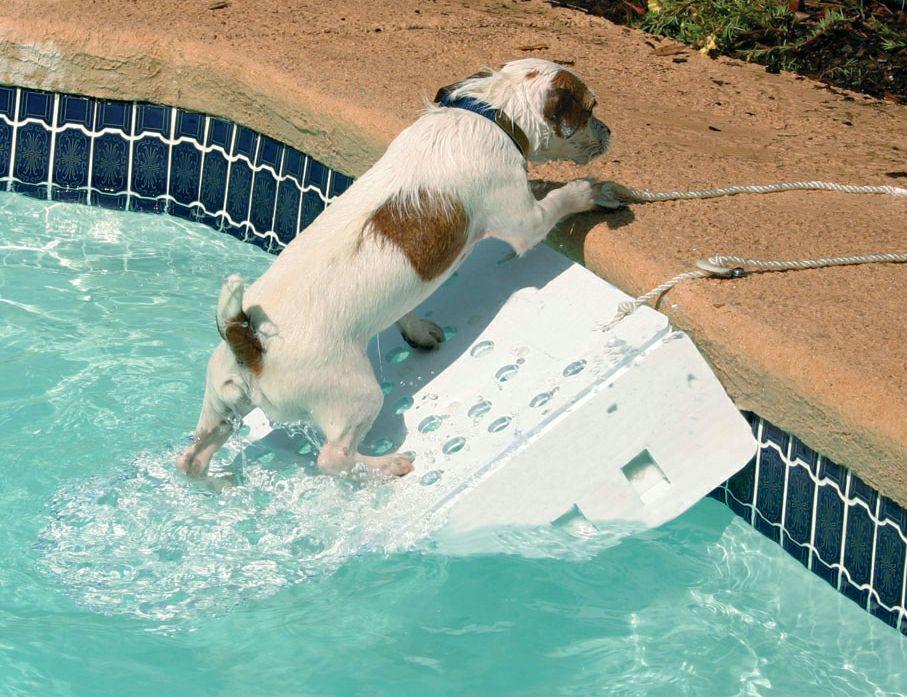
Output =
[{"x1": 1, "y1": 193, "x2": 905, "y2": 694}]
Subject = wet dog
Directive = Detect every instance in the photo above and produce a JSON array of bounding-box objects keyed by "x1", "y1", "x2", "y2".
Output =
[{"x1": 177, "y1": 58, "x2": 610, "y2": 477}]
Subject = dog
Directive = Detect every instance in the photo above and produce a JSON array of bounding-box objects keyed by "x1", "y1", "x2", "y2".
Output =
[{"x1": 177, "y1": 58, "x2": 611, "y2": 478}]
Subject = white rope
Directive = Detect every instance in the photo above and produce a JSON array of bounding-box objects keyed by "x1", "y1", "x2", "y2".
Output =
[
  {"x1": 604, "y1": 252, "x2": 907, "y2": 332},
  {"x1": 596, "y1": 180, "x2": 907, "y2": 208},
  {"x1": 598, "y1": 178, "x2": 907, "y2": 331}
]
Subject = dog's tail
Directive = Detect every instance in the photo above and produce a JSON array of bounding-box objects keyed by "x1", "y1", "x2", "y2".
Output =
[{"x1": 216, "y1": 274, "x2": 264, "y2": 375}]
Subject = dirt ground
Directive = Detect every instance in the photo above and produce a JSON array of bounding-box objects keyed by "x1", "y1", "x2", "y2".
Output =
[{"x1": 1, "y1": 0, "x2": 906, "y2": 501}]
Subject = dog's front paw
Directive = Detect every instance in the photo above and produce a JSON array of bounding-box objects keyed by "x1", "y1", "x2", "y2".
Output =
[
  {"x1": 561, "y1": 178, "x2": 600, "y2": 214},
  {"x1": 398, "y1": 315, "x2": 445, "y2": 351}
]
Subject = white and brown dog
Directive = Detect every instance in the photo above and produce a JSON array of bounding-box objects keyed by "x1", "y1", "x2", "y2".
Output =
[{"x1": 177, "y1": 58, "x2": 610, "y2": 478}]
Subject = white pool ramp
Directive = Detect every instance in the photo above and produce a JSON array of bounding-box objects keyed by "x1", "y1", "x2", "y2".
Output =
[{"x1": 241, "y1": 240, "x2": 757, "y2": 552}]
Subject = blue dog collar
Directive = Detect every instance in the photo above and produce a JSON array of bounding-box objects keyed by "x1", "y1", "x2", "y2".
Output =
[{"x1": 437, "y1": 94, "x2": 530, "y2": 159}]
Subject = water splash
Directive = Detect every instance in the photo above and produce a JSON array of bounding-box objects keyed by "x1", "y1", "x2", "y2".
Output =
[{"x1": 36, "y1": 447, "x2": 403, "y2": 626}]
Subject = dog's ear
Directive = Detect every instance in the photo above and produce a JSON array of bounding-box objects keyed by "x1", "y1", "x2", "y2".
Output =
[
  {"x1": 543, "y1": 71, "x2": 595, "y2": 139},
  {"x1": 434, "y1": 69, "x2": 492, "y2": 103}
]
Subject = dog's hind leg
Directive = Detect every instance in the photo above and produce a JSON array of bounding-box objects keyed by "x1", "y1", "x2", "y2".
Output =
[
  {"x1": 307, "y1": 352, "x2": 414, "y2": 477},
  {"x1": 177, "y1": 344, "x2": 251, "y2": 477}
]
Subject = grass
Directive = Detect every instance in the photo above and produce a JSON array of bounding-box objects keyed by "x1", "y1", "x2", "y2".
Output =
[{"x1": 556, "y1": 0, "x2": 907, "y2": 102}]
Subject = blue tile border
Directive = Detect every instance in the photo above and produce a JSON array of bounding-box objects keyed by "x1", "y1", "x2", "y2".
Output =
[
  {"x1": 0, "y1": 85, "x2": 340, "y2": 247},
  {"x1": 716, "y1": 413, "x2": 907, "y2": 634},
  {"x1": 1, "y1": 83, "x2": 905, "y2": 635}
]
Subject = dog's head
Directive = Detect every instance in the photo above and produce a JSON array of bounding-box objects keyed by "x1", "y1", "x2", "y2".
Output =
[{"x1": 435, "y1": 59, "x2": 611, "y2": 164}]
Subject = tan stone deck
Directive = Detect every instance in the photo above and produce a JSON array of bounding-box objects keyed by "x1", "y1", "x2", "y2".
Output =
[{"x1": 2, "y1": 0, "x2": 905, "y2": 502}]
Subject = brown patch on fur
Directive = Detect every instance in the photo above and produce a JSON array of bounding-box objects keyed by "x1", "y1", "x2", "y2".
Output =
[
  {"x1": 224, "y1": 313, "x2": 264, "y2": 375},
  {"x1": 367, "y1": 190, "x2": 469, "y2": 281},
  {"x1": 544, "y1": 70, "x2": 596, "y2": 138},
  {"x1": 525, "y1": 69, "x2": 540, "y2": 79}
]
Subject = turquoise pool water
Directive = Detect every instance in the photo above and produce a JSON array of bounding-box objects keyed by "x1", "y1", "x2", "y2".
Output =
[{"x1": 1, "y1": 193, "x2": 904, "y2": 696}]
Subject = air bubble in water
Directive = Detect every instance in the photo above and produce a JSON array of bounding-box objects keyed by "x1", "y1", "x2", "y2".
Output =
[
  {"x1": 392, "y1": 396, "x2": 414, "y2": 414},
  {"x1": 468, "y1": 400, "x2": 492, "y2": 419},
  {"x1": 442, "y1": 437, "x2": 466, "y2": 455},
  {"x1": 418, "y1": 416, "x2": 443, "y2": 433},
  {"x1": 563, "y1": 360, "x2": 587, "y2": 377},
  {"x1": 496, "y1": 364, "x2": 519, "y2": 383},
  {"x1": 488, "y1": 416, "x2": 512, "y2": 433},
  {"x1": 386, "y1": 347, "x2": 410, "y2": 364},
  {"x1": 420, "y1": 470, "x2": 443, "y2": 486},
  {"x1": 470, "y1": 340, "x2": 495, "y2": 358}
]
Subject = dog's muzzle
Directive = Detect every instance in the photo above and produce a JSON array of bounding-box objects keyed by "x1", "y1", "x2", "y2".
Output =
[{"x1": 589, "y1": 118, "x2": 611, "y2": 158}]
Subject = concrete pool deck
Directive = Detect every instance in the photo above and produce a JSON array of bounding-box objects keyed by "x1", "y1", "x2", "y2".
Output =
[{"x1": 1, "y1": 0, "x2": 905, "y2": 504}]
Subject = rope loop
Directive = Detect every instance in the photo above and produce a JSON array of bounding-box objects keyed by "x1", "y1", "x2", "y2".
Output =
[{"x1": 599, "y1": 178, "x2": 907, "y2": 331}]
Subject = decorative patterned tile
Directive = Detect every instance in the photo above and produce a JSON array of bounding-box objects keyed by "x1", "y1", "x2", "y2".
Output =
[
  {"x1": 174, "y1": 109, "x2": 205, "y2": 141},
  {"x1": 130, "y1": 137, "x2": 170, "y2": 212},
  {"x1": 206, "y1": 117, "x2": 233, "y2": 150},
  {"x1": 232, "y1": 125, "x2": 258, "y2": 160},
  {"x1": 134, "y1": 104, "x2": 172, "y2": 137},
  {"x1": 90, "y1": 132, "x2": 129, "y2": 209},
  {"x1": 52, "y1": 129, "x2": 90, "y2": 189},
  {"x1": 0, "y1": 86, "x2": 15, "y2": 118},
  {"x1": 0, "y1": 121, "x2": 12, "y2": 181},
  {"x1": 273, "y1": 179, "x2": 301, "y2": 244},
  {"x1": 841, "y1": 575, "x2": 869, "y2": 608},
  {"x1": 57, "y1": 94, "x2": 95, "y2": 128},
  {"x1": 782, "y1": 463, "x2": 815, "y2": 566},
  {"x1": 300, "y1": 189, "x2": 325, "y2": 231},
  {"x1": 868, "y1": 598, "x2": 902, "y2": 629},
  {"x1": 18, "y1": 89, "x2": 53, "y2": 124},
  {"x1": 726, "y1": 455, "x2": 756, "y2": 521},
  {"x1": 199, "y1": 148, "x2": 229, "y2": 227},
  {"x1": 168, "y1": 142, "x2": 202, "y2": 220},
  {"x1": 330, "y1": 171, "x2": 354, "y2": 198},
  {"x1": 818, "y1": 456, "x2": 847, "y2": 488},
  {"x1": 760, "y1": 420, "x2": 790, "y2": 454},
  {"x1": 248, "y1": 136, "x2": 281, "y2": 234},
  {"x1": 282, "y1": 147, "x2": 305, "y2": 185},
  {"x1": 789, "y1": 435, "x2": 818, "y2": 472},
  {"x1": 879, "y1": 496, "x2": 907, "y2": 534},
  {"x1": 250, "y1": 168, "x2": 277, "y2": 234},
  {"x1": 225, "y1": 159, "x2": 254, "y2": 238},
  {"x1": 12, "y1": 123, "x2": 51, "y2": 197},
  {"x1": 95, "y1": 99, "x2": 133, "y2": 133},
  {"x1": 848, "y1": 473, "x2": 878, "y2": 511},
  {"x1": 812, "y1": 484, "x2": 845, "y2": 586},
  {"x1": 843, "y1": 500, "x2": 875, "y2": 593},
  {"x1": 754, "y1": 446, "x2": 785, "y2": 542},
  {"x1": 872, "y1": 523, "x2": 906, "y2": 611},
  {"x1": 305, "y1": 157, "x2": 329, "y2": 194}
]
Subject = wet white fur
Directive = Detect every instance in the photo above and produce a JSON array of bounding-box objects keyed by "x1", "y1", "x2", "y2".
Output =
[{"x1": 177, "y1": 58, "x2": 611, "y2": 477}]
